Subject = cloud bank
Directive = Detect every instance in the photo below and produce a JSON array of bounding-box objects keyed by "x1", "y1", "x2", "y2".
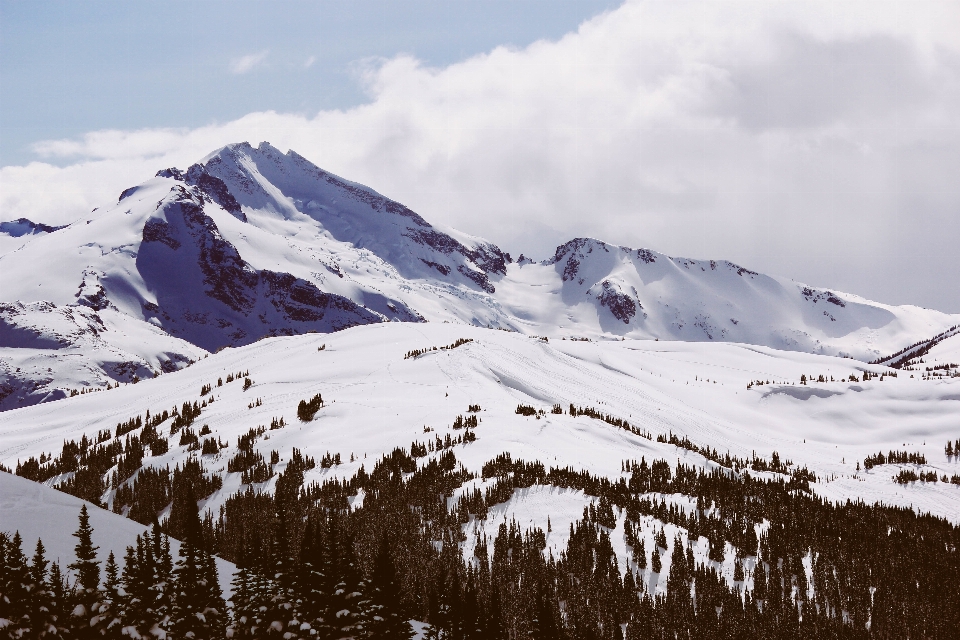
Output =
[{"x1": 3, "y1": 0, "x2": 959, "y2": 311}]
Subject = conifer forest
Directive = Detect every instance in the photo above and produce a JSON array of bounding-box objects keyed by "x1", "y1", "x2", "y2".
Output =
[{"x1": 3, "y1": 437, "x2": 959, "y2": 638}]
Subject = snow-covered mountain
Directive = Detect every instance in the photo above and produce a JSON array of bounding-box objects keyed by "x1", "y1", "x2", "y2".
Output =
[
  {"x1": 0, "y1": 217, "x2": 66, "y2": 255},
  {"x1": 0, "y1": 300, "x2": 205, "y2": 409},
  {"x1": 2, "y1": 141, "x2": 957, "y2": 410},
  {"x1": 497, "y1": 238, "x2": 954, "y2": 358}
]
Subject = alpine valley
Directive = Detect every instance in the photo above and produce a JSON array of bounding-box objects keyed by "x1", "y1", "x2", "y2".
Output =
[{"x1": 2, "y1": 142, "x2": 959, "y2": 639}]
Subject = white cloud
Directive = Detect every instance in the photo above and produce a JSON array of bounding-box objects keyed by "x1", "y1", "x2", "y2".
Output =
[
  {"x1": 230, "y1": 50, "x2": 269, "y2": 74},
  {"x1": 3, "y1": 0, "x2": 960, "y2": 311},
  {"x1": 304, "y1": 55, "x2": 316, "y2": 69}
]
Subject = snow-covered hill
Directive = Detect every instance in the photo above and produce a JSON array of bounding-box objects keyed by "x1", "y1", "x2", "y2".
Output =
[
  {"x1": 0, "y1": 471, "x2": 234, "y2": 594},
  {"x1": 2, "y1": 141, "x2": 957, "y2": 411},
  {"x1": 2, "y1": 323, "x2": 958, "y2": 525},
  {"x1": 0, "y1": 301, "x2": 205, "y2": 410}
]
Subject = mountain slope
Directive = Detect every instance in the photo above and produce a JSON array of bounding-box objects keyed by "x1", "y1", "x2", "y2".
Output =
[
  {"x1": 0, "y1": 301, "x2": 205, "y2": 410},
  {"x1": 2, "y1": 323, "x2": 958, "y2": 524},
  {"x1": 0, "y1": 471, "x2": 234, "y2": 594},
  {"x1": 495, "y1": 238, "x2": 954, "y2": 360},
  {"x1": 194, "y1": 142, "x2": 509, "y2": 291}
]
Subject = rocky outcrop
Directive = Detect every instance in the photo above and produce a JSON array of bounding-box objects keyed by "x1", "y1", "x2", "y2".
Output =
[{"x1": 137, "y1": 185, "x2": 383, "y2": 351}]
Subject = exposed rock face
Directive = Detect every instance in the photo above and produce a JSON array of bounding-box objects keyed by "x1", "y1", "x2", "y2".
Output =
[
  {"x1": 137, "y1": 186, "x2": 383, "y2": 351},
  {"x1": 801, "y1": 287, "x2": 846, "y2": 308},
  {"x1": 0, "y1": 218, "x2": 67, "y2": 237},
  {"x1": 597, "y1": 281, "x2": 637, "y2": 323}
]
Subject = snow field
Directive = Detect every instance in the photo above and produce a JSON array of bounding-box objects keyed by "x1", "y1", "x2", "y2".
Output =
[{"x1": 1, "y1": 322, "x2": 958, "y2": 537}]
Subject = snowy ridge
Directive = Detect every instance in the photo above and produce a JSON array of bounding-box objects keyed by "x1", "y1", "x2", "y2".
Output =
[
  {"x1": 2, "y1": 319, "x2": 958, "y2": 625},
  {"x1": 871, "y1": 324, "x2": 960, "y2": 369},
  {"x1": 501, "y1": 237, "x2": 956, "y2": 361}
]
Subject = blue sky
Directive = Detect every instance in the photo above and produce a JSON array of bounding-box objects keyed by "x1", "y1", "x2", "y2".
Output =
[{"x1": 0, "y1": 0, "x2": 619, "y2": 166}]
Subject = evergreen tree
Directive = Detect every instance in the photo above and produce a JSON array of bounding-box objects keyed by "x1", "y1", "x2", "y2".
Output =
[
  {"x1": 69, "y1": 505, "x2": 101, "y2": 592},
  {"x1": 0, "y1": 531, "x2": 32, "y2": 637},
  {"x1": 200, "y1": 551, "x2": 227, "y2": 633},
  {"x1": 121, "y1": 530, "x2": 171, "y2": 638},
  {"x1": 30, "y1": 539, "x2": 65, "y2": 639},
  {"x1": 171, "y1": 485, "x2": 226, "y2": 639},
  {"x1": 261, "y1": 511, "x2": 301, "y2": 638},
  {"x1": 68, "y1": 504, "x2": 104, "y2": 637},
  {"x1": 753, "y1": 555, "x2": 768, "y2": 604},
  {"x1": 150, "y1": 525, "x2": 175, "y2": 636},
  {"x1": 47, "y1": 562, "x2": 70, "y2": 634},
  {"x1": 103, "y1": 552, "x2": 120, "y2": 603},
  {"x1": 97, "y1": 552, "x2": 123, "y2": 639},
  {"x1": 120, "y1": 542, "x2": 146, "y2": 636},
  {"x1": 330, "y1": 543, "x2": 365, "y2": 639},
  {"x1": 225, "y1": 545, "x2": 257, "y2": 638},
  {"x1": 296, "y1": 519, "x2": 331, "y2": 638},
  {"x1": 363, "y1": 538, "x2": 414, "y2": 639}
]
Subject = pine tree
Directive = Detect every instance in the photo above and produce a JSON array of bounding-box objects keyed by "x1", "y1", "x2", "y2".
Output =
[
  {"x1": 120, "y1": 542, "x2": 146, "y2": 636},
  {"x1": 171, "y1": 485, "x2": 226, "y2": 639},
  {"x1": 47, "y1": 562, "x2": 70, "y2": 634},
  {"x1": 261, "y1": 512, "x2": 300, "y2": 638},
  {"x1": 150, "y1": 525, "x2": 175, "y2": 636},
  {"x1": 753, "y1": 556, "x2": 767, "y2": 602},
  {"x1": 121, "y1": 529, "x2": 171, "y2": 638},
  {"x1": 325, "y1": 512, "x2": 366, "y2": 639},
  {"x1": 200, "y1": 551, "x2": 227, "y2": 634},
  {"x1": 97, "y1": 552, "x2": 123, "y2": 639},
  {"x1": 296, "y1": 519, "x2": 331, "y2": 638},
  {"x1": 734, "y1": 556, "x2": 745, "y2": 583},
  {"x1": 226, "y1": 538, "x2": 275, "y2": 638},
  {"x1": 30, "y1": 539, "x2": 64, "y2": 639},
  {"x1": 70, "y1": 506, "x2": 101, "y2": 592},
  {"x1": 0, "y1": 531, "x2": 32, "y2": 637},
  {"x1": 68, "y1": 505, "x2": 103, "y2": 637},
  {"x1": 364, "y1": 538, "x2": 414, "y2": 639},
  {"x1": 103, "y1": 552, "x2": 120, "y2": 603},
  {"x1": 226, "y1": 544, "x2": 258, "y2": 638}
]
